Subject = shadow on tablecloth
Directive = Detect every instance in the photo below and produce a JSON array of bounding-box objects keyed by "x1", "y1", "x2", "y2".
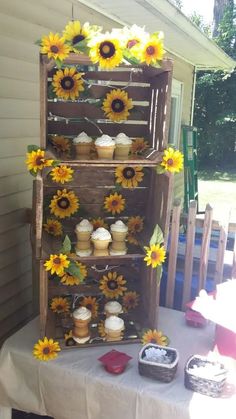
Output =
[{"x1": 12, "y1": 410, "x2": 53, "y2": 419}]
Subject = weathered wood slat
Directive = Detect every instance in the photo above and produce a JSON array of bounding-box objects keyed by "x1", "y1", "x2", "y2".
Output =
[
  {"x1": 198, "y1": 204, "x2": 213, "y2": 292},
  {"x1": 0, "y1": 302, "x2": 33, "y2": 343},
  {"x1": 0, "y1": 285, "x2": 32, "y2": 322},
  {"x1": 214, "y1": 212, "x2": 230, "y2": 284},
  {"x1": 0, "y1": 255, "x2": 31, "y2": 287},
  {"x1": 39, "y1": 260, "x2": 48, "y2": 337},
  {"x1": 0, "y1": 270, "x2": 32, "y2": 305}
]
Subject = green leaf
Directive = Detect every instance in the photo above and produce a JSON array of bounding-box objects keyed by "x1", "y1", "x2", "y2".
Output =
[
  {"x1": 149, "y1": 224, "x2": 164, "y2": 246},
  {"x1": 29, "y1": 169, "x2": 38, "y2": 177},
  {"x1": 55, "y1": 59, "x2": 63, "y2": 69},
  {"x1": 60, "y1": 235, "x2": 72, "y2": 254},
  {"x1": 35, "y1": 39, "x2": 42, "y2": 46},
  {"x1": 27, "y1": 144, "x2": 40, "y2": 153},
  {"x1": 65, "y1": 261, "x2": 83, "y2": 280},
  {"x1": 155, "y1": 164, "x2": 166, "y2": 174},
  {"x1": 51, "y1": 160, "x2": 61, "y2": 167},
  {"x1": 156, "y1": 264, "x2": 163, "y2": 285}
]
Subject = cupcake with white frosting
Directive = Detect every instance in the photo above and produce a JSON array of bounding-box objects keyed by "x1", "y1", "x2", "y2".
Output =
[
  {"x1": 75, "y1": 219, "x2": 93, "y2": 241},
  {"x1": 95, "y1": 134, "x2": 115, "y2": 160},
  {"x1": 91, "y1": 227, "x2": 112, "y2": 255},
  {"x1": 73, "y1": 132, "x2": 93, "y2": 158},
  {"x1": 104, "y1": 315, "x2": 124, "y2": 341},
  {"x1": 104, "y1": 301, "x2": 123, "y2": 318},
  {"x1": 114, "y1": 133, "x2": 132, "y2": 159},
  {"x1": 72, "y1": 306, "x2": 92, "y2": 344},
  {"x1": 110, "y1": 220, "x2": 128, "y2": 242}
]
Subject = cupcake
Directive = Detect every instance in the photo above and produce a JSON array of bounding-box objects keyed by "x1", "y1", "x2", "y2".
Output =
[
  {"x1": 109, "y1": 249, "x2": 127, "y2": 256},
  {"x1": 104, "y1": 301, "x2": 123, "y2": 318},
  {"x1": 91, "y1": 227, "x2": 112, "y2": 256},
  {"x1": 114, "y1": 133, "x2": 132, "y2": 159},
  {"x1": 105, "y1": 315, "x2": 124, "y2": 341},
  {"x1": 95, "y1": 135, "x2": 115, "y2": 160},
  {"x1": 75, "y1": 248, "x2": 92, "y2": 257},
  {"x1": 73, "y1": 132, "x2": 93, "y2": 158},
  {"x1": 72, "y1": 306, "x2": 92, "y2": 344},
  {"x1": 75, "y1": 219, "x2": 93, "y2": 241},
  {"x1": 110, "y1": 220, "x2": 128, "y2": 242},
  {"x1": 110, "y1": 241, "x2": 127, "y2": 251}
]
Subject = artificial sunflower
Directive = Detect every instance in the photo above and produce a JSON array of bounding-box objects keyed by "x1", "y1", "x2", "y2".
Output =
[
  {"x1": 141, "y1": 329, "x2": 169, "y2": 346},
  {"x1": 131, "y1": 138, "x2": 149, "y2": 155},
  {"x1": 127, "y1": 216, "x2": 144, "y2": 234},
  {"x1": 43, "y1": 218, "x2": 63, "y2": 236},
  {"x1": 25, "y1": 149, "x2": 53, "y2": 173},
  {"x1": 80, "y1": 296, "x2": 98, "y2": 319},
  {"x1": 104, "y1": 192, "x2": 125, "y2": 215},
  {"x1": 49, "y1": 135, "x2": 71, "y2": 155},
  {"x1": 49, "y1": 189, "x2": 79, "y2": 219},
  {"x1": 102, "y1": 89, "x2": 133, "y2": 122},
  {"x1": 60, "y1": 262, "x2": 87, "y2": 286},
  {"x1": 122, "y1": 291, "x2": 139, "y2": 311},
  {"x1": 99, "y1": 271, "x2": 127, "y2": 299},
  {"x1": 122, "y1": 24, "x2": 149, "y2": 50},
  {"x1": 144, "y1": 244, "x2": 166, "y2": 268},
  {"x1": 90, "y1": 217, "x2": 108, "y2": 230},
  {"x1": 40, "y1": 32, "x2": 70, "y2": 62},
  {"x1": 52, "y1": 67, "x2": 84, "y2": 100},
  {"x1": 98, "y1": 320, "x2": 106, "y2": 337},
  {"x1": 33, "y1": 337, "x2": 61, "y2": 361},
  {"x1": 127, "y1": 234, "x2": 139, "y2": 246},
  {"x1": 63, "y1": 20, "x2": 90, "y2": 51},
  {"x1": 139, "y1": 34, "x2": 164, "y2": 66},
  {"x1": 160, "y1": 147, "x2": 184, "y2": 173},
  {"x1": 50, "y1": 165, "x2": 74, "y2": 184},
  {"x1": 44, "y1": 253, "x2": 70, "y2": 276},
  {"x1": 64, "y1": 330, "x2": 76, "y2": 347},
  {"x1": 50, "y1": 297, "x2": 70, "y2": 314},
  {"x1": 89, "y1": 34, "x2": 123, "y2": 69},
  {"x1": 115, "y1": 166, "x2": 144, "y2": 188}
]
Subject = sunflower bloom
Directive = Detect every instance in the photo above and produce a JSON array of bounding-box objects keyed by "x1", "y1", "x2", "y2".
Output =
[
  {"x1": 161, "y1": 147, "x2": 183, "y2": 173},
  {"x1": 43, "y1": 219, "x2": 63, "y2": 236},
  {"x1": 50, "y1": 135, "x2": 71, "y2": 154},
  {"x1": 33, "y1": 337, "x2": 61, "y2": 361},
  {"x1": 50, "y1": 165, "x2": 74, "y2": 184},
  {"x1": 127, "y1": 234, "x2": 139, "y2": 246},
  {"x1": 99, "y1": 271, "x2": 127, "y2": 299},
  {"x1": 26, "y1": 149, "x2": 53, "y2": 173},
  {"x1": 80, "y1": 296, "x2": 98, "y2": 319},
  {"x1": 139, "y1": 34, "x2": 165, "y2": 66},
  {"x1": 122, "y1": 24, "x2": 149, "y2": 49},
  {"x1": 64, "y1": 330, "x2": 75, "y2": 346},
  {"x1": 52, "y1": 67, "x2": 84, "y2": 100},
  {"x1": 141, "y1": 329, "x2": 169, "y2": 346},
  {"x1": 115, "y1": 166, "x2": 144, "y2": 188},
  {"x1": 102, "y1": 89, "x2": 133, "y2": 122},
  {"x1": 98, "y1": 320, "x2": 106, "y2": 337},
  {"x1": 122, "y1": 291, "x2": 139, "y2": 311},
  {"x1": 89, "y1": 34, "x2": 123, "y2": 69},
  {"x1": 50, "y1": 297, "x2": 70, "y2": 314},
  {"x1": 44, "y1": 253, "x2": 70, "y2": 276},
  {"x1": 90, "y1": 217, "x2": 108, "y2": 230},
  {"x1": 127, "y1": 216, "x2": 144, "y2": 234},
  {"x1": 63, "y1": 20, "x2": 90, "y2": 52},
  {"x1": 104, "y1": 192, "x2": 125, "y2": 215},
  {"x1": 40, "y1": 32, "x2": 70, "y2": 61},
  {"x1": 60, "y1": 262, "x2": 87, "y2": 286},
  {"x1": 50, "y1": 189, "x2": 79, "y2": 219},
  {"x1": 144, "y1": 244, "x2": 166, "y2": 268}
]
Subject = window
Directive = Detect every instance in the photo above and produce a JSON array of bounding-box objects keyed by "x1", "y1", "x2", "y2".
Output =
[{"x1": 168, "y1": 79, "x2": 183, "y2": 147}]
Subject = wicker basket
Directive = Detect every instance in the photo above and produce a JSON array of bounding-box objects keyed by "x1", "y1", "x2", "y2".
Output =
[
  {"x1": 138, "y1": 344, "x2": 179, "y2": 382},
  {"x1": 184, "y1": 355, "x2": 227, "y2": 397}
]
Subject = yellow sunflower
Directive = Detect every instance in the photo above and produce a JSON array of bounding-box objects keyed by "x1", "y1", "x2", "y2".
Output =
[
  {"x1": 98, "y1": 320, "x2": 106, "y2": 337},
  {"x1": 131, "y1": 138, "x2": 149, "y2": 155},
  {"x1": 50, "y1": 165, "x2": 74, "y2": 184},
  {"x1": 80, "y1": 296, "x2": 98, "y2": 319},
  {"x1": 141, "y1": 329, "x2": 169, "y2": 346},
  {"x1": 104, "y1": 192, "x2": 125, "y2": 215},
  {"x1": 144, "y1": 244, "x2": 166, "y2": 268},
  {"x1": 99, "y1": 271, "x2": 127, "y2": 299},
  {"x1": 33, "y1": 337, "x2": 61, "y2": 361},
  {"x1": 127, "y1": 234, "x2": 139, "y2": 246},
  {"x1": 89, "y1": 34, "x2": 123, "y2": 69},
  {"x1": 115, "y1": 166, "x2": 144, "y2": 188},
  {"x1": 139, "y1": 35, "x2": 165, "y2": 66},
  {"x1": 40, "y1": 32, "x2": 70, "y2": 61},
  {"x1": 44, "y1": 253, "x2": 70, "y2": 276},
  {"x1": 52, "y1": 67, "x2": 84, "y2": 100},
  {"x1": 122, "y1": 24, "x2": 149, "y2": 49},
  {"x1": 50, "y1": 135, "x2": 71, "y2": 154},
  {"x1": 49, "y1": 189, "x2": 79, "y2": 219},
  {"x1": 122, "y1": 291, "x2": 139, "y2": 311},
  {"x1": 127, "y1": 216, "x2": 144, "y2": 234},
  {"x1": 50, "y1": 297, "x2": 70, "y2": 314},
  {"x1": 25, "y1": 149, "x2": 53, "y2": 173},
  {"x1": 161, "y1": 147, "x2": 184, "y2": 173},
  {"x1": 90, "y1": 217, "x2": 108, "y2": 230},
  {"x1": 102, "y1": 89, "x2": 133, "y2": 122},
  {"x1": 43, "y1": 219, "x2": 63, "y2": 236},
  {"x1": 63, "y1": 20, "x2": 90, "y2": 52},
  {"x1": 60, "y1": 262, "x2": 87, "y2": 286}
]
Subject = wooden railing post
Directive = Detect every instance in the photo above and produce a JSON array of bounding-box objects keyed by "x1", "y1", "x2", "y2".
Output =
[{"x1": 198, "y1": 204, "x2": 213, "y2": 292}]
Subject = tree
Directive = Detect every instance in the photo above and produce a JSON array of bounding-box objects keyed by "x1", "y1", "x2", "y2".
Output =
[
  {"x1": 213, "y1": 0, "x2": 233, "y2": 37},
  {"x1": 171, "y1": 0, "x2": 183, "y2": 10}
]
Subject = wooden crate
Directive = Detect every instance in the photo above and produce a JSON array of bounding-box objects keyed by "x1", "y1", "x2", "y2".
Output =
[{"x1": 33, "y1": 53, "x2": 174, "y2": 348}]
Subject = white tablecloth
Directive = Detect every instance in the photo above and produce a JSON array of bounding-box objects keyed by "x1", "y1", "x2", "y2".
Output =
[{"x1": 0, "y1": 307, "x2": 236, "y2": 419}]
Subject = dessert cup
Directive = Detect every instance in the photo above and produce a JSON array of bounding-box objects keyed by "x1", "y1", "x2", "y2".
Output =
[
  {"x1": 105, "y1": 316, "x2": 124, "y2": 342},
  {"x1": 105, "y1": 301, "x2": 123, "y2": 318},
  {"x1": 75, "y1": 219, "x2": 93, "y2": 241},
  {"x1": 109, "y1": 249, "x2": 127, "y2": 256},
  {"x1": 111, "y1": 231, "x2": 128, "y2": 242},
  {"x1": 75, "y1": 143, "x2": 92, "y2": 158},
  {"x1": 96, "y1": 145, "x2": 115, "y2": 160},
  {"x1": 114, "y1": 144, "x2": 131, "y2": 160},
  {"x1": 72, "y1": 307, "x2": 92, "y2": 344},
  {"x1": 75, "y1": 248, "x2": 92, "y2": 257},
  {"x1": 76, "y1": 240, "x2": 91, "y2": 251},
  {"x1": 92, "y1": 238, "x2": 111, "y2": 251},
  {"x1": 93, "y1": 248, "x2": 109, "y2": 257},
  {"x1": 110, "y1": 241, "x2": 126, "y2": 251}
]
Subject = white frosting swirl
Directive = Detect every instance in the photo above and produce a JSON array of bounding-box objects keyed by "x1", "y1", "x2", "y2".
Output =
[
  {"x1": 73, "y1": 306, "x2": 91, "y2": 321},
  {"x1": 110, "y1": 220, "x2": 128, "y2": 232},
  {"x1": 73, "y1": 132, "x2": 92, "y2": 144},
  {"x1": 105, "y1": 315, "x2": 124, "y2": 331},
  {"x1": 105, "y1": 301, "x2": 122, "y2": 314},
  {"x1": 91, "y1": 227, "x2": 111, "y2": 240},
  {"x1": 75, "y1": 219, "x2": 93, "y2": 232},
  {"x1": 115, "y1": 133, "x2": 132, "y2": 145},
  {"x1": 95, "y1": 135, "x2": 115, "y2": 147}
]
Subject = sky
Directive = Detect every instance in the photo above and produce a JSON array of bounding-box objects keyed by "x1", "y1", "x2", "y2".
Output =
[{"x1": 181, "y1": 0, "x2": 214, "y2": 24}]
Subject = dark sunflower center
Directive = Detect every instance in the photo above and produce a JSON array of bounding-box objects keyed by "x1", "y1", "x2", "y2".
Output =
[
  {"x1": 57, "y1": 197, "x2": 70, "y2": 209},
  {"x1": 123, "y1": 167, "x2": 135, "y2": 179},
  {"x1": 50, "y1": 45, "x2": 59, "y2": 53},
  {"x1": 86, "y1": 304, "x2": 92, "y2": 310},
  {"x1": 111, "y1": 99, "x2": 125, "y2": 113},
  {"x1": 150, "y1": 338, "x2": 157, "y2": 344},
  {"x1": 108, "y1": 279, "x2": 118, "y2": 290},
  {"x1": 35, "y1": 156, "x2": 44, "y2": 166},
  {"x1": 111, "y1": 200, "x2": 118, "y2": 207},
  {"x1": 167, "y1": 158, "x2": 174, "y2": 166},
  {"x1": 72, "y1": 34, "x2": 85, "y2": 44},
  {"x1": 56, "y1": 304, "x2": 63, "y2": 311},
  {"x1": 99, "y1": 41, "x2": 116, "y2": 58},
  {"x1": 151, "y1": 251, "x2": 158, "y2": 260},
  {"x1": 61, "y1": 76, "x2": 75, "y2": 90},
  {"x1": 146, "y1": 45, "x2": 155, "y2": 56},
  {"x1": 53, "y1": 257, "x2": 61, "y2": 264},
  {"x1": 127, "y1": 39, "x2": 139, "y2": 49},
  {"x1": 43, "y1": 347, "x2": 50, "y2": 354},
  {"x1": 58, "y1": 168, "x2": 65, "y2": 175},
  {"x1": 48, "y1": 226, "x2": 55, "y2": 232},
  {"x1": 135, "y1": 224, "x2": 140, "y2": 230}
]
